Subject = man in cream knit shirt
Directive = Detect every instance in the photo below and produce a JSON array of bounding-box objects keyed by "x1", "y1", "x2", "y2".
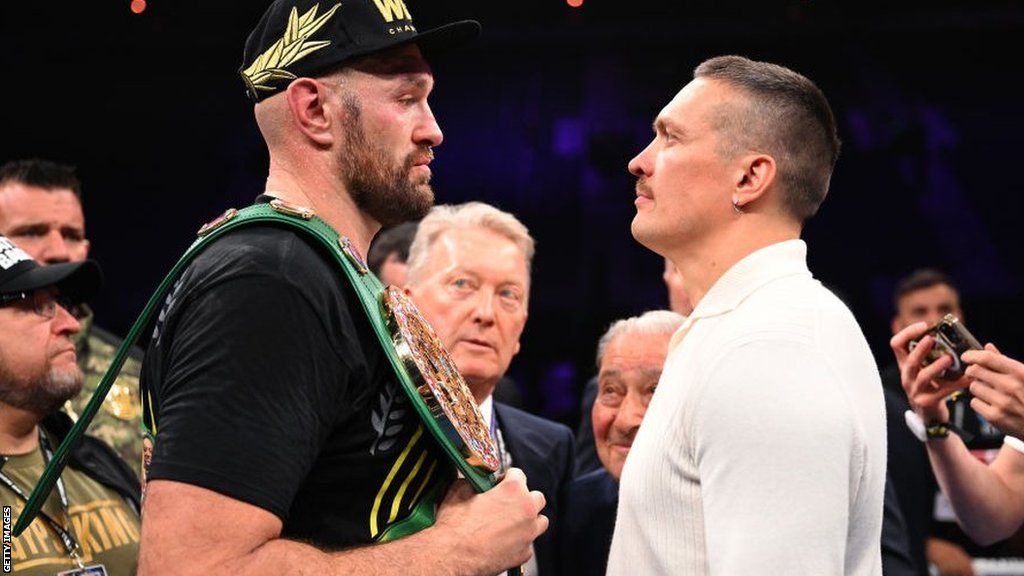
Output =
[{"x1": 607, "y1": 55, "x2": 886, "y2": 575}]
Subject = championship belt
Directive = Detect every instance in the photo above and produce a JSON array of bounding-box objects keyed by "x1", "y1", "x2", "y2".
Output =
[
  {"x1": 14, "y1": 201, "x2": 519, "y2": 574},
  {"x1": 383, "y1": 286, "x2": 501, "y2": 483},
  {"x1": 371, "y1": 286, "x2": 502, "y2": 543}
]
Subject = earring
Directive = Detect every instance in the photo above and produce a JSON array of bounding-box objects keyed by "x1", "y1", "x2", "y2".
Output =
[{"x1": 732, "y1": 197, "x2": 743, "y2": 214}]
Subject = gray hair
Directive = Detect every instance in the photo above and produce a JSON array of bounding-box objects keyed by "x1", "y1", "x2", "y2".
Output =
[
  {"x1": 595, "y1": 310, "x2": 686, "y2": 368},
  {"x1": 406, "y1": 202, "x2": 535, "y2": 285}
]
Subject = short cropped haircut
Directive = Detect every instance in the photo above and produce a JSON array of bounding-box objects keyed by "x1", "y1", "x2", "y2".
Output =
[
  {"x1": 694, "y1": 55, "x2": 840, "y2": 222},
  {"x1": 406, "y1": 202, "x2": 535, "y2": 285},
  {"x1": 368, "y1": 221, "x2": 419, "y2": 276},
  {"x1": 595, "y1": 310, "x2": 686, "y2": 369},
  {"x1": 893, "y1": 268, "x2": 959, "y2": 309},
  {"x1": 0, "y1": 158, "x2": 82, "y2": 199}
]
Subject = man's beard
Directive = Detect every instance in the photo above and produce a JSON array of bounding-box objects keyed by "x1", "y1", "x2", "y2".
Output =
[
  {"x1": 339, "y1": 95, "x2": 434, "y2": 227},
  {"x1": 0, "y1": 359, "x2": 83, "y2": 416}
]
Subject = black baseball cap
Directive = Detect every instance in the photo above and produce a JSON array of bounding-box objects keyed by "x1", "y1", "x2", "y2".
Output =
[
  {"x1": 0, "y1": 236, "x2": 102, "y2": 305},
  {"x1": 240, "y1": 0, "x2": 480, "y2": 102}
]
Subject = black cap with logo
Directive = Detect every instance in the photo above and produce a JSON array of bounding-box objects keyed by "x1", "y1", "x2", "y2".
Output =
[
  {"x1": 0, "y1": 236, "x2": 102, "y2": 305},
  {"x1": 240, "y1": 0, "x2": 480, "y2": 102}
]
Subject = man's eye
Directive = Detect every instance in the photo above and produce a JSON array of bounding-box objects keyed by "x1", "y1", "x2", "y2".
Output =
[
  {"x1": 599, "y1": 389, "x2": 623, "y2": 406},
  {"x1": 499, "y1": 288, "x2": 521, "y2": 301}
]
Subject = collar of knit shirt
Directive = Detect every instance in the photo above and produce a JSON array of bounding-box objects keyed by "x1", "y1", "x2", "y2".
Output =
[{"x1": 669, "y1": 239, "x2": 811, "y2": 351}]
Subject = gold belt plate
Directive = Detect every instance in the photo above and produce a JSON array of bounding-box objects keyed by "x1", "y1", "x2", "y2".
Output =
[{"x1": 381, "y1": 286, "x2": 501, "y2": 473}]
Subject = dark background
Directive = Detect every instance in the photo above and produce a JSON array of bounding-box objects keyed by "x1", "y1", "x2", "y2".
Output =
[{"x1": 3, "y1": 0, "x2": 1022, "y2": 426}]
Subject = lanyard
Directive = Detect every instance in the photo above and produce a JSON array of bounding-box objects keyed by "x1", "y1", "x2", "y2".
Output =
[{"x1": 0, "y1": 429, "x2": 85, "y2": 568}]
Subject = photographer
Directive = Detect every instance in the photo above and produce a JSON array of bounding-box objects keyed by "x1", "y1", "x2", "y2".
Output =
[{"x1": 891, "y1": 322, "x2": 1024, "y2": 545}]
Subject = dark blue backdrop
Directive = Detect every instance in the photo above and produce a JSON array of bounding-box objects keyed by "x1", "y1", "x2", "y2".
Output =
[{"x1": 3, "y1": 0, "x2": 1022, "y2": 425}]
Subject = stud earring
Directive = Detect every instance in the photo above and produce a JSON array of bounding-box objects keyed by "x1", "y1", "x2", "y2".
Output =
[{"x1": 732, "y1": 197, "x2": 743, "y2": 214}]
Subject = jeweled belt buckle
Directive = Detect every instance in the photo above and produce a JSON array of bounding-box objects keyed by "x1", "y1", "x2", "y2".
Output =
[{"x1": 381, "y1": 286, "x2": 501, "y2": 474}]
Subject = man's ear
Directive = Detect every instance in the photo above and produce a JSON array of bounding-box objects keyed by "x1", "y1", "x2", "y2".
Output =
[
  {"x1": 891, "y1": 315, "x2": 902, "y2": 336},
  {"x1": 286, "y1": 78, "x2": 336, "y2": 148},
  {"x1": 732, "y1": 153, "x2": 776, "y2": 210}
]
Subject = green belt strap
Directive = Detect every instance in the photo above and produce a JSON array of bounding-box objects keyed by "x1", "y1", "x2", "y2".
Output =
[{"x1": 14, "y1": 202, "x2": 502, "y2": 543}]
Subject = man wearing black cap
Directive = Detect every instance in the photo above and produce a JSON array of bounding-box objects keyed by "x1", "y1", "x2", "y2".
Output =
[
  {"x1": 0, "y1": 235, "x2": 141, "y2": 575},
  {"x1": 137, "y1": 2, "x2": 546, "y2": 575},
  {"x1": 0, "y1": 158, "x2": 145, "y2": 479}
]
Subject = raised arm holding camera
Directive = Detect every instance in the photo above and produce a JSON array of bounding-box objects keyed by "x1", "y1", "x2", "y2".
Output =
[{"x1": 891, "y1": 321, "x2": 1024, "y2": 545}]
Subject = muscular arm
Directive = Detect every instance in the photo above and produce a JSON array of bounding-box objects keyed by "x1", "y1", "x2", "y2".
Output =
[{"x1": 140, "y1": 471, "x2": 547, "y2": 576}]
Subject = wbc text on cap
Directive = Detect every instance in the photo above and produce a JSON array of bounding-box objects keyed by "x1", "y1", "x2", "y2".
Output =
[{"x1": 240, "y1": 0, "x2": 480, "y2": 102}]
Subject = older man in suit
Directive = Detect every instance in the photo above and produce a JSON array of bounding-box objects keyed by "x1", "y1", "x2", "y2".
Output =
[
  {"x1": 560, "y1": 310, "x2": 684, "y2": 576},
  {"x1": 405, "y1": 202, "x2": 574, "y2": 576}
]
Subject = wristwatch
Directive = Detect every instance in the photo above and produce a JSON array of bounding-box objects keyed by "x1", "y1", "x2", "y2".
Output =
[{"x1": 904, "y1": 410, "x2": 951, "y2": 441}]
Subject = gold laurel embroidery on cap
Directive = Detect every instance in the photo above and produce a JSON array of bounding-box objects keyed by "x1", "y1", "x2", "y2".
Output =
[{"x1": 241, "y1": 2, "x2": 342, "y2": 97}]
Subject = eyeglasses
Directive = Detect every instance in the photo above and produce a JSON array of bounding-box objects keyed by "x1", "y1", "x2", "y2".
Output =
[{"x1": 0, "y1": 289, "x2": 74, "y2": 319}]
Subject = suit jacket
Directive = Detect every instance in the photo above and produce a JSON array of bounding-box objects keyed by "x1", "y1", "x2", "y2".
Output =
[
  {"x1": 558, "y1": 468, "x2": 618, "y2": 576},
  {"x1": 573, "y1": 375, "x2": 602, "y2": 478},
  {"x1": 494, "y1": 402, "x2": 575, "y2": 576}
]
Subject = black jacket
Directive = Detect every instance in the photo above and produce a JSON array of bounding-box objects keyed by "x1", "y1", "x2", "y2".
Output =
[
  {"x1": 494, "y1": 402, "x2": 575, "y2": 576},
  {"x1": 40, "y1": 411, "x2": 141, "y2": 515}
]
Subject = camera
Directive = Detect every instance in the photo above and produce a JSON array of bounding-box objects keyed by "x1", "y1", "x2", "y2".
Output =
[{"x1": 908, "y1": 314, "x2": 982, "y2": 380}]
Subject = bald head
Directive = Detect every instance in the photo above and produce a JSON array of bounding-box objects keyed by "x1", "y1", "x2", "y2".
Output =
[{"x1": 254, "y1": 92, "x2": 291, "y2": 150}]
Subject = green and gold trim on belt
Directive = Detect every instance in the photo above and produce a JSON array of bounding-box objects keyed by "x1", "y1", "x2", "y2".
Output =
[{"x1": 14, "y1": 199, "x2": 501, "y2": 536}]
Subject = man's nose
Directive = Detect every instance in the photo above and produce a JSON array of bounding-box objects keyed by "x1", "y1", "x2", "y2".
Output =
[
  {"x1": 613, "y1": 391, "x2": 646, "y2": 433},
  {"x1": 40, "y1": 230, "x2": 72, "y2": 264},
  {"x1": 51, "y1": 302, "x2": 81, "y2": 336},
  {"x1": 472, "y1": 291, "x2": 496, "y2": 325},
  {"x1": 414, "y1": 103, "x2": 443, "y2": 148},
  {"x1": 924, "y1": 310, "x2": 945, "y2": 327},
  {"x1": 628, "y1": 140, "x2": 655, "y2": 177}
]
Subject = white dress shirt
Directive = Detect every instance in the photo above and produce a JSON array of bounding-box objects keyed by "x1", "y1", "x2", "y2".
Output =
[{"x1": 479, "y1": 394, "x2": 539, "y2": 576}]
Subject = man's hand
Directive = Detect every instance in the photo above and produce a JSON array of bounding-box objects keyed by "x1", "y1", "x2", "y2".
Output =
[
  {"x1": 891, "y1": 322, "x2": 970, "y2": 423},
  {"x1": 432, "y1": 468, "x2": 548, "y2": 576},
  {"x1": 927, "y1": 537, "x2": 976, "y2": 576},
  {"x1": 964, "y1": 344, "x2": 1024, "y2": 439}
]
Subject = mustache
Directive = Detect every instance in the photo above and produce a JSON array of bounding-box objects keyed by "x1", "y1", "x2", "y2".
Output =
[
  {"x1": 407, "y1": 146, "x2": 434, "y2": 168},
  {"x1": 635, "y1": 177, "x2": 652, "y2": 197}
]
